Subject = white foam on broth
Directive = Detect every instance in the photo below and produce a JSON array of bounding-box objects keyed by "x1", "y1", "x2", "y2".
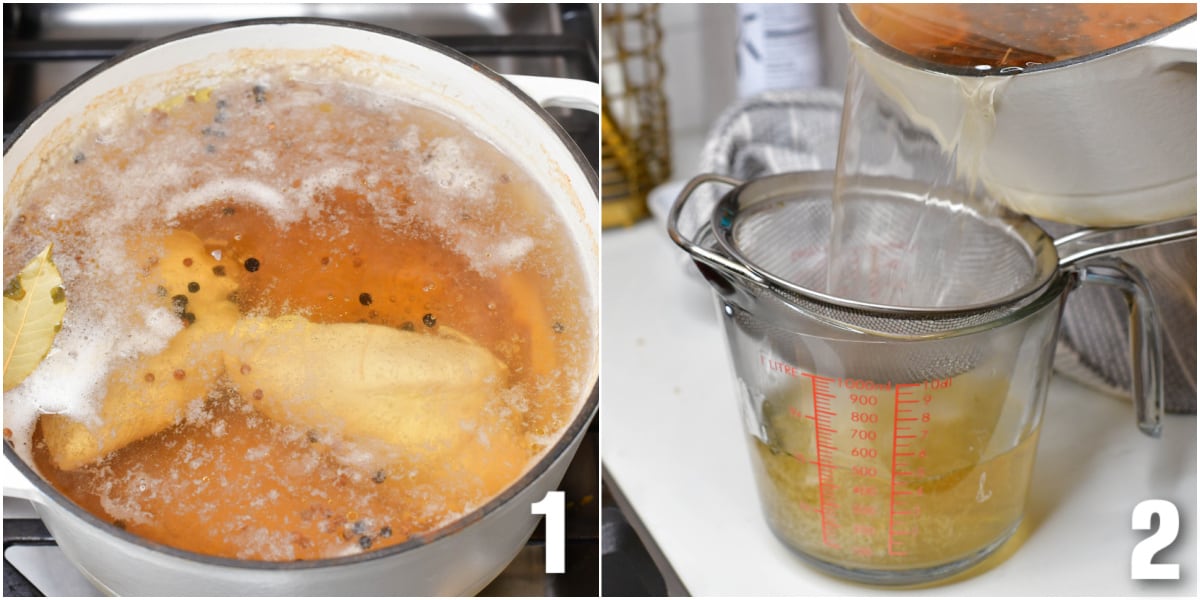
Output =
[{"x1": 3, "y1": 49, "x2": 594, "y2": 559}]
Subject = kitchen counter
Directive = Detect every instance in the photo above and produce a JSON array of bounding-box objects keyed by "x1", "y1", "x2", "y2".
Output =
[{"x1": 601, "y1": 219, "x2": 1197, "y2": 596}]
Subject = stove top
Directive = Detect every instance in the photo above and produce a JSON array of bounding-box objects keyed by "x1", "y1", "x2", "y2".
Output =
[{"x1": 2, "y1": 3, "x2": 598, "y2": 596}]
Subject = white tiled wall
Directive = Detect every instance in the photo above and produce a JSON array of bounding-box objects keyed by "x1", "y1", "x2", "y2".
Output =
[
  {"x1": 655, "y1": 3, "x2": 850, "y2": 178},
  {"x1": 658, "y1": 3, "x2": 737, "y2": 177}
]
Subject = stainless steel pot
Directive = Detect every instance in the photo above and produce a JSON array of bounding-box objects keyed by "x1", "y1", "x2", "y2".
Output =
[
  {"x1": 838, "y1": 5, "x2": 1197, "y2": 227},
  {"x1": 2, "y1": 18, "x2": 599, "y2": 596}
]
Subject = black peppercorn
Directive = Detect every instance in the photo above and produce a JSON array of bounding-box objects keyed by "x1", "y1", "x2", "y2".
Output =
[
  {"x1": 244, "y1": 257, "x2": 260, "y2": 272},
  {"x1": 187, "y1": 282, "x2": 200, "y2": 293},
  {"x1": 359, "y1": 292, "x2": 373, "y2": 306},
  {"x1": 171, "y1": 294, "x2": 189, "y2": 315},
  {"x1": 422, "y1": 313, "x2": 436, "y2": 327}
]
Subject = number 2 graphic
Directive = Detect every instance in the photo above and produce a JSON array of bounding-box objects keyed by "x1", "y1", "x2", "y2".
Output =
[{"x1": 1131, "y1": 499, "x2": 1180, "y2": 580}]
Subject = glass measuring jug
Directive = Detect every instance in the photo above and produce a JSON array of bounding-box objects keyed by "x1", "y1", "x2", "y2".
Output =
[{"x1": 667, "y1": 171, "x2": 1167, "y2": 584}]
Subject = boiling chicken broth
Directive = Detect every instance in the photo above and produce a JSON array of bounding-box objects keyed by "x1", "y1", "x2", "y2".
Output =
[{"x1": 4, "y1": 58, "x2": 593, "y2": 560}]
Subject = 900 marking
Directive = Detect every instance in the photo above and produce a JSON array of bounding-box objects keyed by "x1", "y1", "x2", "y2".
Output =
[{"x1": 851, "y1": 394, "x2": 878, "y2": 405}]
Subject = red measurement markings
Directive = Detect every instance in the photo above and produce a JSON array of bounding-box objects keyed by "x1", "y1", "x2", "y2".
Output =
[
  {"x1": 783, "y1": 460, "x2": 825, "y2": 516},
  {"x1": 851, "y1": 503, "x2": 878, "y2": 517},
  {"x1": 803, "y1": 373, "x2": 841, "y2": 548},
  {"x1": 887, "y1": 383, "x2": 923, "y2": 557},
  {"x1": 761, "y1": 354, "x2": 800, "y2": 377},
  {"x1": 852, "y1": 523, "x2": 877, "y2": 536}
]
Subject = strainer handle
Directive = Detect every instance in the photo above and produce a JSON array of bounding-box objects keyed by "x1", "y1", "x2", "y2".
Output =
[
  {"x1": 1056, "y1": 216, "x2": 1197, "y2": 267},
  {"x1": 666, "y1": 173, "x2": 766, "y2": 284},
  {"x1": 1074, "y1": 257, "x2": 1164, "y2": 438}
]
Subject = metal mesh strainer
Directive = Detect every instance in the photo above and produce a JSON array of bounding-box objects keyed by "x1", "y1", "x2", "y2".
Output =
[
  {"x1": 678, "y1": 171, "x2": 1057, "y2": 338},
  {"x1": 669, "y1": 170, "x2": 1189, "y2": 426},
  {"x1": 668, "y1": 170, "x2": 1195, "y2": 340}
]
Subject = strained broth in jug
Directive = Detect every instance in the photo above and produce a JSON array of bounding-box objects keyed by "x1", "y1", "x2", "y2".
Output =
[
  {"x1": 4, "y1": 56, "x2": 593, "y2": 561},
  {"x1": 749, "y1": 369, "x2": 1040, "y2": 571}
]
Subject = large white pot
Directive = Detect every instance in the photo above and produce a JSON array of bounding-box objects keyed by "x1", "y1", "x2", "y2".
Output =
[{"x1": 2, "y1": 18, "x2": 599, "y2": 596}]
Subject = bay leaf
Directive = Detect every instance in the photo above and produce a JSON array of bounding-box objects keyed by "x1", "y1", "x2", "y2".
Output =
[{"x1": 4, "y1": 243, "x2": 67, "y2": 391}]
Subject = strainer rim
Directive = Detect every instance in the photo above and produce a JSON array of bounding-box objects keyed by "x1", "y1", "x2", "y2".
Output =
[
  {"x1": 695, "y1": 222, "x2": 1076, "y2": 342},
  {"x1": 709, "y1": 171, "x2": 1061, "y2": 317}
]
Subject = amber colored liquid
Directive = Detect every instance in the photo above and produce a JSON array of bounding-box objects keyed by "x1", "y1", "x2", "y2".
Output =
[
  {"x1": 851, "y1": 3, "x2": 1196, "y2": 69},
  {"x1": 748, "y1": 372, "x2": 1041, "y2": 572},
  {"x1": 6, "y1": 63, "x2": 592, "y2": 560}
]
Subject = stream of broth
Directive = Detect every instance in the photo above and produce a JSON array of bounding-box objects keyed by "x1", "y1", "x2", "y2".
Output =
[
  {"x1": 827, "y1": 3, "x2": 1196, "y2": 302},
  {"x1": 799, "y1": 3, "x2": 1176, "y2": 571},
  {"x1": 4, "y1": 60, "x2": 592, "y2": 560}
]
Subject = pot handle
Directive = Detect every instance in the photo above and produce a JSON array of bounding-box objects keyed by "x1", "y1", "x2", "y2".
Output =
[
  {"x1": 666, "y1": 173, "x2": 766, "y2": 285},
  {"x1": 1073, "y1": 257, "x2": 1164, "y2": 438},
  {"x1": 503, "y1": 75, "x2": 600, "y2": 114},
  {"x1": 3, "y1": 448, "x2": 42, "y2": 503}
]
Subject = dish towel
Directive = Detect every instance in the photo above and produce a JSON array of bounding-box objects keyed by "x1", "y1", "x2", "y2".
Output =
[{"x1": 658, "y1": 89, "x2": 1196, "y2": 414}]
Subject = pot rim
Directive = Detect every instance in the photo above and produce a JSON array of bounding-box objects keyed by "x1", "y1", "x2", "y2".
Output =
[
  {"x1": 3, "y1": 16, "x2": 599, "y2": 571},
  {"x1": 837, "y1": 3, "x2": 1197, "y2": 78}
]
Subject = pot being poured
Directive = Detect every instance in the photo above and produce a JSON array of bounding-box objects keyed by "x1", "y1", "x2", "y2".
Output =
[
  {"x1": 839, "y1": 3, "x2": 1197, "y2": 227},
  {"x1": 3, "y1": 18, "x2": 598, "y2": 595}
]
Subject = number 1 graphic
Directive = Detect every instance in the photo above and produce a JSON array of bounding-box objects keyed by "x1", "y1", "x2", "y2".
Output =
[{"x1": 531, "y1": 490, "x2": 565, "y2": 573}]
